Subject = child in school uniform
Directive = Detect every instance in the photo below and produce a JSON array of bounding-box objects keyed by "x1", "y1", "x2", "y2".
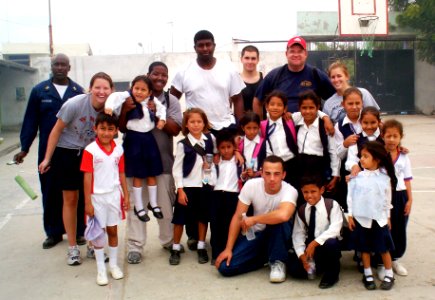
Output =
[
  {"x1": 80, "y1": 113, "x2": 129, "y2": 286},
  {"x1": 238, "y1": 112, "x2": 264, "y2": 182},
  {"x1": 105, "y1": 75, "x2": 166, "y2": 222},
  {"x1": 170, "y1": 108, "x2": 216, "y2": 265},
  {"x1": 347, "y1": 141, "x2": 398, "y2": 290},
  {"x1": 334, "y1": 87, "x2": 364, "y2": 212},
  {"x1": 209, "y1": 130, "x2": 242, "y2": 262},
  {"x1": 295, "y1": 90, "x2": 340, "y2": 201},
  {"x1": 345, "y1": 106, "x2": 384, "y2": 177},
  {"x1": 382, "y1": 119, "x2": 413, "y2": 276},
  {"x1": 259, "y1": 90, "x2": 298, "y2": 188},
  {"x1": 289, "y1": 175, "x2": 343, "y2": 289}
]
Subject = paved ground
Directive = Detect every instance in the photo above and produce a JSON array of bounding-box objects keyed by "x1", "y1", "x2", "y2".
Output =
[{"x1": 0, "y1": 115, "x2": 434, "y2": 299}]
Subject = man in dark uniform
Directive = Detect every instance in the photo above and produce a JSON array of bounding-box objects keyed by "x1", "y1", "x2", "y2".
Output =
[{"x1": 13, "y1": 53, "x2": 85, "y2": 249}]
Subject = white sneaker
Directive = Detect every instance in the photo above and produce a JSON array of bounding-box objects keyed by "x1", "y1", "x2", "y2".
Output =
[
  {"x1": 96, "y1": 270, "x2": 108, "y2": 286},
  {"x1": 377, "y1": 265, "x2": 386, "y2": 280},
  {"x1": 270, "y1": 260, "x2": 286, "y2": 283},
  {"x1": 393, "y1": 261, "x2": 408, "y2": 276},
  {"x1": 67, "y1": 246, "x2": 82, "y2": 266},
  {"x1": 110, "y1": 265, "x2": 124, "y2": 280}
]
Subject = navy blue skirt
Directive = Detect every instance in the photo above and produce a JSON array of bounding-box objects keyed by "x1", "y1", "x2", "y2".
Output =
[
  {"x1": 354, "y1": 219, "x2": 395, "y2": 253},
  {"x1": 123, "y1": 130, "x2": 163, "y2": 178}
]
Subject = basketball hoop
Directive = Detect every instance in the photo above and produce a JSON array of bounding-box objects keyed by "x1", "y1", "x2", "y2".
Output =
[{"x1": 358, "y1": 16, "x2": 379, "y2": 58}]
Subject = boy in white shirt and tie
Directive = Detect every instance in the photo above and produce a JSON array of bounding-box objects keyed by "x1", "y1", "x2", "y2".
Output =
[{"x1": 289, "y1": 176, "x2": 343, "y2": 289}]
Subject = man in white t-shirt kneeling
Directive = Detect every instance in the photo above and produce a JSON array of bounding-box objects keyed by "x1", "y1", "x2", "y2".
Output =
[{"x1": 215, "y1": 155, "x2": 298, "y2": 283}]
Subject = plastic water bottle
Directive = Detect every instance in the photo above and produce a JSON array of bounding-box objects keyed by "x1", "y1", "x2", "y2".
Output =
[
  {"x1": 242, "y1": 213, "x2": 256, "y2": 241},
  {"x1": 307, "y1": 258, "x2": 316, "y2": 280},
  {"x1": 202, "y1": 154, "x2": 214, "y2": 184},
  {"x1": 249, "y1": 157, "x2": 257, "y2": 170}
]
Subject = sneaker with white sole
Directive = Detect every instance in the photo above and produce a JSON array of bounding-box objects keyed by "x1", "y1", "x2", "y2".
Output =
[
  {"x1": 377, "y1": 265, "x2": 385, "y2": 280},
  {"x1": 392, "y1": 261, "x2": 408, "y2": 276},
  {"x1": 110, "y1": 265, "x2": 124, "y2": 280},
  {"x1": 270, "y1": 260, "x2": 286, "y2": 283},
  {"x1": 96, "y1": 270, "x2": 109, "y2": 286},
  {"x1": 67, "y1": 246, "x2": 82, "y2": 266}
]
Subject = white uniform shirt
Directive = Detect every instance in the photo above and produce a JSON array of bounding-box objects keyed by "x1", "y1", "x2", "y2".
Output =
[
  {"x1": 393, "y1": 151, "x2": 413, "y2": 191},
  {"x1": 266, "y1": 117, "x2": 295, "y2": 161},
  {"x1": 345, "y1": 128, "x2": 381, "y2": 171},
  {"x1": 242, "y1": 135, "x2": 261, "y2": 172},
  {"x1": 172, "y1": 133, "x2": 216, "y2": 189},
  {"x1": 334, "y1": 116, "x2": 362, "y2": 160},
  {"x1": 238, "y1": 178, "x2": 298, "y2": 232},
  {"x1": 347, "y1": 169, "x2": 392, "y2": 228},
  {"x1": 296, "y1": 117, "x2": 340, "y2": 176},
  {"x1": 292, "y1": 197, "x2": 343, "y2": 257},
  {"x1": 82, "y1": 139, "x2": 123, "y2": 194},
  {"x1": 211, "y1": 156, "x2": 240, "y2": 193},
  {"x1": 171, "y1": 59, "x2": 245, "y2": 130}
]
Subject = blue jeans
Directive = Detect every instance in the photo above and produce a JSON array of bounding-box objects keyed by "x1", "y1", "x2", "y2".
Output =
[{"x1": 218, "y1": 222, "x2": 291, "y2": 277}]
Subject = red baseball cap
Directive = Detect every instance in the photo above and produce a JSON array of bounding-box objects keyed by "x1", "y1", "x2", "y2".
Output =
[{"x1": 287, "y1": 36, "x2": 306, "y2": 50}]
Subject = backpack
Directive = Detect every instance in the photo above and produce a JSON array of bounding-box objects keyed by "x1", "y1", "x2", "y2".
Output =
[{"x1": 297, "y1": 198, "x2": 348, "y2": 231}]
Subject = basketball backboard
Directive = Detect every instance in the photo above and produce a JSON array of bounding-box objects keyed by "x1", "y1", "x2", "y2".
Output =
[{"x1": 338, "y1": 0, "x2": 388, "y2": 36}]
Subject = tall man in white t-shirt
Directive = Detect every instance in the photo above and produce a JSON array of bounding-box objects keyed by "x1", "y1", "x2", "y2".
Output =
[
  {"x1": 170, "y1": 30, "x2": 245, "y2": 249},
  {"x1": 170, "y1": 29, "x2": 245, "y2": 135},
  {"x1": 215, "y1": 155, "x2": 298, "y2": 283},
  {"x1": 13, "y1": 54, "x2": 84, "y2": 249}
]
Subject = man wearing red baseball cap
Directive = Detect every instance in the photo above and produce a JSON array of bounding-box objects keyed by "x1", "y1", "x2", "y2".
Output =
[{"x1": 253, "y1": 36, "x2": 335, "y2": 117}]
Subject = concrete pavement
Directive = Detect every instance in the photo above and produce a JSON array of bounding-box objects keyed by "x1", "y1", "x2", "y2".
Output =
[{"x1": 0, "y1": 115, "x2": 434, "y2": 299}]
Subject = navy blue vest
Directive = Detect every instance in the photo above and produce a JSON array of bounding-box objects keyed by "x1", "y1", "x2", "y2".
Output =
[
  {"x1": 338, "y1": 119, "x2": 354, "y2": 140},
  {"x1": 180, "y1": 133, "x2": 214, "y2": 177},
  {"x1": 126, "y1": 91, "x2": 155, "y2": 122},
  {"x1": 356, "y1": 134, "x2": 384, "y2": 157}
]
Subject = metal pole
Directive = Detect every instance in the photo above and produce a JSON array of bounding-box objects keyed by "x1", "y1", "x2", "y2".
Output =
[{"x1": 48, "y1": 0, "x2": 54, "y2": 57}]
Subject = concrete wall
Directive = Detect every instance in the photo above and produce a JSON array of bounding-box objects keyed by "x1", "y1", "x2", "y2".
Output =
[
  {"x1": 415, "y1": 59, "x2": 435, "y2": 115},
  {"x1": 67, "y1": 51, "x2": 287, "y2": 91},
  {"x1": 0, "y1": 67, "x2": 38, "y2": 129}
]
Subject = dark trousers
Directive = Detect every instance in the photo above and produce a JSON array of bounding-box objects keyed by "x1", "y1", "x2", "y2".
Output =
[
  {"x1": 218, "y1": 222, "x2": 292, "y2": 277},
  {"x1": 39, "y1": 170, "x2": 65, "y2": 237},
  {"x1": 39, "y1": 170, "x2": 86, "y2": 236},
  {"x1": 210, "y1": 191, "x2": 239, "y2": 259},
  {"x1": 287, "y1": 238, "x2": 341, "y2": 281},
  {"x1": 390, "y1": 191, "x2": 409, "y2": 259}
]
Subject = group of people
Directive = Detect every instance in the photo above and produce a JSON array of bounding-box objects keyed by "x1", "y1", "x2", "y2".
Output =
[{"x1": 15, "y1": 30, "x2": 412, "y2": 291}]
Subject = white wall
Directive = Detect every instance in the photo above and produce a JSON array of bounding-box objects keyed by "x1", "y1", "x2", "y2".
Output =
[
  {"x1": 0, "y1": 67, "x2": 38, "y2": 129},
  {"x1": 415, "y1": 59, "x2": 435, "y2": 115}
]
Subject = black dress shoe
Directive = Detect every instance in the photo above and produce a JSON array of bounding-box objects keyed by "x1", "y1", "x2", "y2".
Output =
[
  {"x1": 362, "y1": 275, "x2": 377, "y2": 290},
  {"x1": 147, "y1": 203, "x2": 164, "y2": 219},
  {"x1": 197, "y1": 249, "x2": 209, "y2": 264},
  {"x1": 187, "y1": 237, "x2": 198, "y2": 251},
  {"x1": 134, "y1": 206, "x2": 150, "y2": 222},
  {"x1": 380, "y1": 276, "x2": 395, "y2": 290},
  {"x1": 42, "y1": 235, "x2": 63, "y2": 249},
  {"x1": 76, "y1": 235, "x2": 87, "y2": 246},
  {"x1": 319, "y1": 276, "x2": 339, "y2": 289},
  {"x1": 169, "y1": 250, "x2": 181, "y2": 265}
]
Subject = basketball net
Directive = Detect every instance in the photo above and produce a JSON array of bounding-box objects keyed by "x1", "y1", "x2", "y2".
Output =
[{"x1": 358, "y1": 16, "x2": 379, "y2": 58}]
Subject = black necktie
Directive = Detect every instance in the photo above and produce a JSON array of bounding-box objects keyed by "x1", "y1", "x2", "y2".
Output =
[
  {"x1": 307, "y1": 206, "x2": 316, "y2": 243},
  {"x1": 268, "y1": 122, "x2": 276, "y2": 136}
]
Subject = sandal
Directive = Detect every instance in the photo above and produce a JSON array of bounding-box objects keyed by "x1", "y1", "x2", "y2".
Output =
[
  {"x1": 147, "y1": 203, "x2": 164, "y2": 219},
  {"x1": 362, "y1": 275, "x2": 376, "y2": 290},
  {"x1": 134, "y1": 206, "x2": 150, "y2": 222},
  {"x1": 380, "y1": 275, "x2": 395, "y2": 290}
]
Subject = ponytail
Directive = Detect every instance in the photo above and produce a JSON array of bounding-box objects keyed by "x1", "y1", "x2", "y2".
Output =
[{"x1": 362, "y1": 141, "x2": 397, "y2": 191}]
